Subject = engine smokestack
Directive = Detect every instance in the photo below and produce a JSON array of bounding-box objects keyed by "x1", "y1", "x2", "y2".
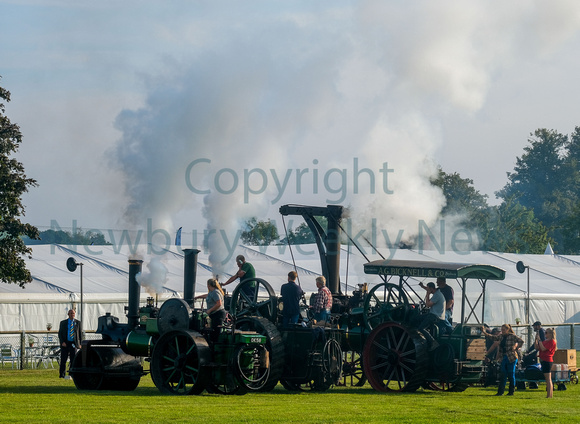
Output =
[
  {"x1": 326, "y1": 205, "x2": 342, "y2": 295},
  {"x1": 183, "y1": 248, "x2": 201, "y2": 306},
  {"x1": 127, "y1": 259, "x2": 143, "y2": 329}
]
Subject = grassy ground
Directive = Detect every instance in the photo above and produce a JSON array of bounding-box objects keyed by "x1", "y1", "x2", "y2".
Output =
[{"x1": 1, "y1": 367, "x2": 579, "y2": 424}]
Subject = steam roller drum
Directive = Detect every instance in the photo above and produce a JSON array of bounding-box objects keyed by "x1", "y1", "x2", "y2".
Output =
[
  {"x1": 69, "y1": 346, "x2": 143, "y2": 391},
  {"x1": 157, "y1": 298, "x2": 192, "y2": 335}
]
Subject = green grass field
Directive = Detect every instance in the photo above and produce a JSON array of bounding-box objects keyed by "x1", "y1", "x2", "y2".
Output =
[{"x1": 1, "y1": 367, "x2": 579, "y2": 424}]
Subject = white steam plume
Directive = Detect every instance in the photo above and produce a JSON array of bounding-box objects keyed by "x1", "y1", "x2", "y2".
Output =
[
  {"x1": 108, "y1": 2, "x2": 580, "y2": 262},
  {"x1": 135, "y1": 257, "x2": 168, "y2": 295}
]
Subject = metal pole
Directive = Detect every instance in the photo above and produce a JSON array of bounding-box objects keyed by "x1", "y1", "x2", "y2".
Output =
[
  {"x1": 526, "y1": 267, "x2": 531, "y2": 348},
  {"x1": 79, "y1": 262, "x2": 84, "y2": 339},
  {"x1": 526, "y1": 267, "x2": 530, "y2": 325}
]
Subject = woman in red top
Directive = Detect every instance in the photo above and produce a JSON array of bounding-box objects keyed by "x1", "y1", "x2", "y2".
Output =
[{"x1": 536, "y1": 327, "x2": 557, "y2": 398}]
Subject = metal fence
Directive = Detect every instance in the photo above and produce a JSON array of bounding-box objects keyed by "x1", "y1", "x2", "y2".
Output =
[
  {"x1": 0, "y1": 330, "x2": 100, "y2": 370},
  {"x1": 508, "y1": 323, "x2": 578, "y2": 351}
]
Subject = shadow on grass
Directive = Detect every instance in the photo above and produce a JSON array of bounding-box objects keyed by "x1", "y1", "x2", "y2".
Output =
[{"x1": 0, "y1": 385, "x2": 162, "y2": 396}]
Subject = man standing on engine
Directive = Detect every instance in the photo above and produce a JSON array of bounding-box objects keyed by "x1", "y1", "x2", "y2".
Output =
[
  {"x1": 437, "y1": 277, "x2": 454, "y2": 326},
  {"x1": 280, "y1": 271, "x2": 304, "y2": 327},
  {"x1": 312, "y1": 276, "x2": 333, "y2": 323},
  {"x1": 223, "y1": 255, "x2": 256, "y2": 299}
]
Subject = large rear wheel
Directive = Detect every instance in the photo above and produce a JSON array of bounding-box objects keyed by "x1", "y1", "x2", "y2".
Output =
[
  {"x1": 150, "y1": 330, "x2": 210, "y2": 395},
  {"x1": 363, "y1": 322, "x2": 428, "y2": 392}
]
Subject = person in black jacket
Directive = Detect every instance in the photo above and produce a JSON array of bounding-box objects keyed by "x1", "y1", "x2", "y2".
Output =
[
  {"x1": 58, "y1": 309, "x2": 81, "y2": 378},
  {"x1": 280, "y1": 271, "x2": 304, "y2": 327}
]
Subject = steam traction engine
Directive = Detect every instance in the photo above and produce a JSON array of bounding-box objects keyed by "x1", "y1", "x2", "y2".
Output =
[
  {"x1": 228, "y1": 278, "x2": 343, "y2": 391},
  {"x1": 69, "y1": 249, "x2": 270, "y2": 395},
  {"x1": 229, "y1": 204, "x2": 507, "y2": 392}
]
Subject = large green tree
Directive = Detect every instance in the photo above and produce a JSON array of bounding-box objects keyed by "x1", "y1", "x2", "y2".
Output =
[
  {"x1": 279, "y1": 222, "x2": 315, "y2": 244},
  {"x1": 561, "y1": 202, "x2": 580, "y2": 253},
  {"x1": 0, "y1": 80, "x2": 39, "y2": 287},
  {"x1": 241, "y1": 218, "x2": 279, "y2": 246},
  {"x1": 496, "y1": 128, "x2": 577, "y2": 250},
  {"x1": 430, "y1": 168, "x2": 490, "y2": 235},
  {"x1": 430, "y1": 168, "x2": 552, "y2": 253},
  {"x1": 483, "y1": 197, "x2": 551, "y2": 254},
  {"x1": 23, "y1": 229, "x2": 110, "y2": 245}
]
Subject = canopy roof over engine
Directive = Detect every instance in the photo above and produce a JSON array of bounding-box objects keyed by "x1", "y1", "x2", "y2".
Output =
[{"x1": 363, "y1": 259, "x2": 506, "y2": 281}]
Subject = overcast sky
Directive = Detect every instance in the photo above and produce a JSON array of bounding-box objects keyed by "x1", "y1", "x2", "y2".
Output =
[{"x1": 3, "y1": 1, "x2": 580, "y2": 250}]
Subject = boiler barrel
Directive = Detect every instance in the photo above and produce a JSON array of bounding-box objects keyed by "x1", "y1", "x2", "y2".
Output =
[{"x1": 125, "y1": 332, "x2": 153, "y2": 357}]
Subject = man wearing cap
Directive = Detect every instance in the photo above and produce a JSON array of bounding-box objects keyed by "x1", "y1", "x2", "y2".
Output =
[
  {"x1": 417, "y1": 282, "x2": 446, "y2": 332},
  {"x1": 436, "y1": 277, "x2": 454, "y2": 327},
  {"x1": 522, "y1": 321, "x2": 546, "y2": 388}
]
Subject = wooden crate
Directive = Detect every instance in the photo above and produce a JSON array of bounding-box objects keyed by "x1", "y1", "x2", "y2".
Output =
[
  {"x1": 465, "y1": 338, "x2": 486, "y2": 360},
  {"x1": 553, "y1": 349, "x2": 576, "y2": 368}
]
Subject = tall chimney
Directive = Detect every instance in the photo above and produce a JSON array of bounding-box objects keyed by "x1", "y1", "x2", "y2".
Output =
[
  {"x1": 127, "y1": 259, "x2": 143, "y2": 329},
  {"x1": 183, "y1": 249, "x2": 201, "y2": 306},
  {"x1": 326, "y1": 205, "x2": 342, "y2": 295}
]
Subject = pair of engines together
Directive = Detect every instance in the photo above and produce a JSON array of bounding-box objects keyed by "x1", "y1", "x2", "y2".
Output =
[{"x1": 69, "y1": 250, "x2": 271, "y2": 395}]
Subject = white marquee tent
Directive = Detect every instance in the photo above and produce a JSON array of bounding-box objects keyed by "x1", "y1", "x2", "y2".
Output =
[{"x1": 1, "y1": 243, "x2": 579, "y2": 348}]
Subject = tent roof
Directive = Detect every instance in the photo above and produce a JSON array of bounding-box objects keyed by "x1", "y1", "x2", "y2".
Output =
[{"x1": 1, "y1": 244, "x2": 579, "y2": 301}]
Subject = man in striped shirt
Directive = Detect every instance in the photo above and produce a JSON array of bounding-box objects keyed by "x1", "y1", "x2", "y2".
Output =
[{"x1": 313, "y1": 276, "x2": 332, "y2": 323}]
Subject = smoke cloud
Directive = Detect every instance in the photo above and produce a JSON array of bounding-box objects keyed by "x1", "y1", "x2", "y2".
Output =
[{"x1": 107, "y1": 1, "x2": 580, "y2": 266}]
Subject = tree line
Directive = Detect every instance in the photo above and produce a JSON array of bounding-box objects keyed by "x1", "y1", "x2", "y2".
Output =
[{"x1": 243, "y1": 128, "x2": 580, "y2": 255}]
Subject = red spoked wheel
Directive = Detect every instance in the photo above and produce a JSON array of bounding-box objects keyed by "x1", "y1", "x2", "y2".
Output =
[{"x1": 363, "y1": 322, "x2": 428, "y2": 392}]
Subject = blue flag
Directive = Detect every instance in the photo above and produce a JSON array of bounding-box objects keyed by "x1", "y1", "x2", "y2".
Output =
[{"x1": 175, "y1": 227, "x2": 182, "y2": 247}]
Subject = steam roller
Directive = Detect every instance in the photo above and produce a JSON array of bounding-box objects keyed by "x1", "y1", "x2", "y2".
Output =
[{"x1": 69, "y1": 249, "x2": 271, "y2": 395}]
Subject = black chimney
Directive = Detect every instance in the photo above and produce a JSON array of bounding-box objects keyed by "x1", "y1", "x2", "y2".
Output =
[
  {"x1": 183, "y1": 249, "x2": 201, "y2": 306},
  {"x1": 127, "y1": 259, "x2": 143, "y2": 329},
  {"x1": 325, "y1": 205, "x2": 342, "y2": 295}
]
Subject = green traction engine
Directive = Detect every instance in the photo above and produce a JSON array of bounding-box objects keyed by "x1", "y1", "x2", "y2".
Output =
[{"x1": 69, "y1": 249, "x2": 270, "y2": 395}]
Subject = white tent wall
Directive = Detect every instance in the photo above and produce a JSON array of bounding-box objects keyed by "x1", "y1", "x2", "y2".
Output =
[
  {"x1": 0, "y1": 244, "x2": 321, "y2": 333},
  {"x1": 1, "y1": 244, "x2": 579, "y2": 348},
  {"x1": 0, "y1": 293, "x2": 181, "y2": 335}
]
